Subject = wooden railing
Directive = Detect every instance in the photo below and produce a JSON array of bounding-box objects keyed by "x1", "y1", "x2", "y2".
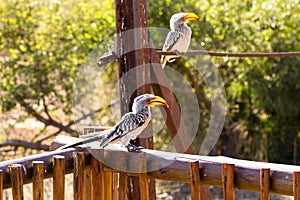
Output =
[{"x1": 1, "y1": 135, "x2": 300, "y2": 200}]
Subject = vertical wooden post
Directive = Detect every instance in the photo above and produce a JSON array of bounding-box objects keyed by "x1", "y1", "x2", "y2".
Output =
[
  {"x1": 0, "y1": 170, "x2": 3, "y2": 200},
  {"x1": 115, "y1": 0, "x2": 154, "y2": 199},
  {"x1": 260, "y1": 168, "x2": 270, "y2": 200},
  {"x1": 118, "y1": 152, "x2": 128, "y2": 200},
  {"x1": 222, "y1": 163, "x2": 235, "y2": 200},
  {"x1": 293, "y1": 171, "x2": 300, "y2": 200},
  {"x1": 91, "y1": 155, "x2": 105, "y2": 200},
  {"x1": 83, "y1": 169, "x2": 92, "y2": 200},
  {"x1": 104, "y1": 172, "x2": 113, "y2": 200},
  {"x1": 73, "y1": 152, "x2": 85, "y2": 200},
  {"x1": 190, "y1": 161, "x2": 201, "y2": 200},
  {"x1": 112, "y1": 173, "x2": 119, "y2": 199},
  {"x1": 32, "y1": 161, "x2": 44, "y2": 200},
  {"x1": 9, "y1": 164, "x2": 24, "y2": 200},
  {"x1": 53, "y1": 155, "x2": 65, "y2": 200},
  {"x1": 139, "y1": 153, "x2": 149, "y2": 200}
]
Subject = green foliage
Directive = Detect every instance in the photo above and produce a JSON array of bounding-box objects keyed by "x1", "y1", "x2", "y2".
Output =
[
  {"x1": 148, "y1": 0, "x2": 300, "y2": 163},
  {"x1": 0, "y1": 0, "x2": 115, "y2": 127}
]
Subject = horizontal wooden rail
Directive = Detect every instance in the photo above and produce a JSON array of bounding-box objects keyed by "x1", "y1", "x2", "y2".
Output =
[{"x1": 1, "y1": 135, "x2": 300, "y2": 197}]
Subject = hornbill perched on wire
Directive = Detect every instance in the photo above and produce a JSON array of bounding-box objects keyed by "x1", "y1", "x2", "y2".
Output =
[
  {"x1": 57, "y1": 94, "x2": 169, "y2": 151},
  {"x1": 161, "y1": 12, "x2": 200, "y2": 68}
]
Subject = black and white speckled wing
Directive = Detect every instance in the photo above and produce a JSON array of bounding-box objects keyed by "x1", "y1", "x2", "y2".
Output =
[
  {"x1": 99, "y1": 112, "x2": 150, "y2": 147},
  {"x1": 161, "y1": 31, "x2": 184, "y2": 68},
  {"x1": 162, "y1": 31, "x2": 182, "y2": 52}
]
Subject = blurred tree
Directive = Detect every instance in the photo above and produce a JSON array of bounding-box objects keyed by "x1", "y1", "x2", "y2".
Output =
[
  {"x1": 148, "y1": 0, "x2": 300, "y2": 163},
  {"x1": 0, "y1": 0, "x2": 115, "y2": 151}
]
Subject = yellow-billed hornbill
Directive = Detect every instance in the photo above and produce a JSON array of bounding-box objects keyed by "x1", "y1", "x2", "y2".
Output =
[
  {"x1": 57, "y1": 94, "x2": 168, "y2": 151},
  {"x1": 161, "y1": 12, "x2": 200, "y2": 68}
]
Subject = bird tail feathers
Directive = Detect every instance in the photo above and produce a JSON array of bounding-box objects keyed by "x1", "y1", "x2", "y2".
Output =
[{"x1": 56, "y1": 130, "x2": 110, "y2": 150}]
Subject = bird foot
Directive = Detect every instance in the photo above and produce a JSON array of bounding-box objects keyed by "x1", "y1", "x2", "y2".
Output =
[{"x1": 126, "y1": 144, "x2": 144, "y2": 152}]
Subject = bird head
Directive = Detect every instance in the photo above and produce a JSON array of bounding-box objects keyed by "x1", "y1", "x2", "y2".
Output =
[
  {"x1": 170, "y1": 12, "x2": 200, "y2": 29},
  {"x1": 132, "y1": 94, "x2": 169, "y2": 113}
]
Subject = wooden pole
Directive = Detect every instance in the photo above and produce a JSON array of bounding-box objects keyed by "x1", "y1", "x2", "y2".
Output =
[
  {"x1": 32, "y1": 161, "x2": 44, "y2": 200},
  {"x1": 91, "y1": 155, "x2": 105, "y2": 200},
  {"x1": 83, "y1": 169, "x2": 92, "y2": 200},
  {"x1": 222, "y1": 163, "x2": 235, "y2": 200},
  {"x1": 9, "y1": 164, "x2": 24, "y2": 200},
  {"x1": 139, "y1": 153, "x2": 149, "y2": 200},
  {"x1": 293, "y1": 171, "x2": 300, "y2": 200},
  {"x1": 0, "y1": 170, "x2": 3, "y2": 200},
  {"x1": 112, "y1": 173, "x2": 119, "y2": 199},
  {"x1": 73, "y1": 152, "x2": 85, "y2": 200},
  {"x1": 104, "y1": 172, "x2": 113, "y2": 200},
  {"x1": 190, "y1": 161, "x2": 201, "y2": 200},
  {"x1": 53, "y1": 155, "x2": 65, "y2": 200},
  {"x1": 260, "y1": 168, "x2": 270, "y2": 200},
  {"x1": 115, "y1": 0, "x2": 154, "y2": 199},
  {"x1": 118, "y1": 152, "x2": 128, "y2": 200}
]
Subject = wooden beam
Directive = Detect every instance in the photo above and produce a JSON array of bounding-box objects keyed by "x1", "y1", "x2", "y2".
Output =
[
  {"x1": 0, "y1": 147, "x2": 86, "y2": 189},
  {"x1": 104, "y1": 172, "x2": 113, "y2": 200},
  {"x1": 190, "y1": 161, "x2": 201, "y2": 200},
  {"x1": 118, "y1": 152, "x2": 128, "y2": 200},
  {"x1": 73, "y1": 152, "x2": 85, "y2": 200},
  {"x1": 115, "y1": 0, "x2": 155, "y2": 199},
  {"x1": 222, "y1": 163, "x2": 235, "y2": 200},
  {"x1": 260, "y1": 168, "x2": 270, "y2": 200},
  {"x1": 139, "y1": 153, "x2": 149, "y2": 200},
  {"x1": 90, "y1": 155, "x2": 105, "y2": 200},
  {"x1": 150, "y1": 50, "x2": 195, "y2": 154},
  {"x1": 83, "y1": 169, "x2": 92, "y2": 200},
  {"x1": 0, "y1": 170, "x2": 2, "y2": 200},
  {"x1": 9, "y1": 164, "x2": 23, "y2": 200},
  {"x1": 293, "y1": 171, "x2": 300, "y2": 200},
  {"x1": 53, "y1": 155, "x2": 65, "y2": 200},
  {"x1": 2, "y1": 138, "x2": 300, "y2": 196},
  {"x1": 32, "y1": 161, "x2": 44, "y2": 200}
]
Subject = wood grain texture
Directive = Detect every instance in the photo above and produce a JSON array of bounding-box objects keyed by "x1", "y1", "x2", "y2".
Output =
[
  {"x1": 260, "y1": 168, "x2": 270, "y2": 200},
  {"x1": 118, "y1": 152, "x2": 128, "y2": 200},
  {"x1": 139, "y1": 153, "x2": 149, "y2": 200},
  {"x1": 73, "y1": 152, "x2": 85, "y2": 200},
  {"x1": 91, "y1": 155, "x2": 105, "y2": 200},
  {"x1": 0, "y1": 170, "x2": 3, "y2": 200},
  {"x1": 190, "y1": 161, "x2": 201, "y2": 200},
  {"x1": 222, "y1": 163, "x2": 235, "y2": 200},
  {"x1": 83, "y1": 169, "x2": 92, "y2": 200},
  {"x1": 2, "y1": 137, "x2": 300, "y2": 197},
  {"x1": 32, "y1": 161, "x2": 44, "y2": 200},
  {"x1": 104, "y1": 172, "x2": 113, "y2": 200},
  {"x1": 9, "y1": 164, "x2": 24, "y2": 200},
  {"x1": 293, "y1": 172, "x2": 300, "y2": 200},
  {"x1": 53, "y1": 155, "x2": 65, "y2": 200}
]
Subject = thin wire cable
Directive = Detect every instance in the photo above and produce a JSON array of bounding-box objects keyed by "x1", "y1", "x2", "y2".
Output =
[
  {"x1": 157, "y1": 50, "x2": 300, "y2": 57},
  {"x1": 97, "y1": 50, "x2": 300, "y2": 67}
]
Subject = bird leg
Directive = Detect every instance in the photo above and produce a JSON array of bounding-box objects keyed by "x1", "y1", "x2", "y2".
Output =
[{"x1": 126, "y1": 143, "x2": 144, "y2": 152}]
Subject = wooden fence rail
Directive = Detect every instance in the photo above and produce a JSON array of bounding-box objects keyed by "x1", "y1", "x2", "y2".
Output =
[{"x1": 0, "y1": 135, "x2": 300, "y2": 199}]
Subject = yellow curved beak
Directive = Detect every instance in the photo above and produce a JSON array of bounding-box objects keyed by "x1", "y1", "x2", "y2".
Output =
[
  {"x1": 149, "y1": 96, "x2": 169, "y2": 107},
  {"x1": 184, "y1": 13, "x2": 200, "y2": 22}
]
